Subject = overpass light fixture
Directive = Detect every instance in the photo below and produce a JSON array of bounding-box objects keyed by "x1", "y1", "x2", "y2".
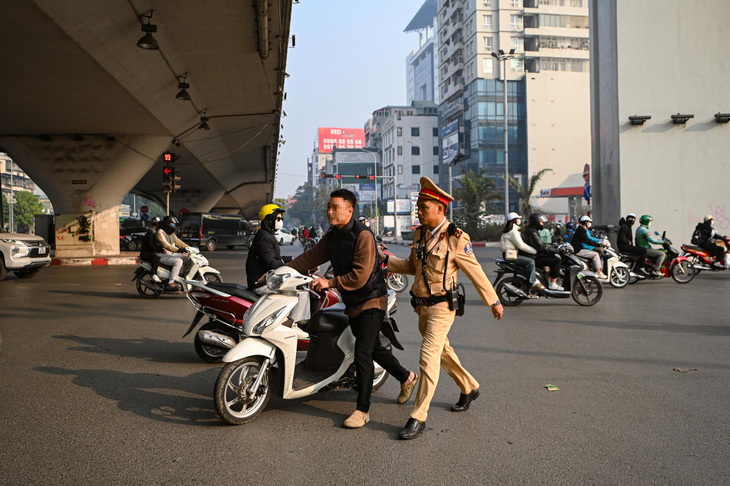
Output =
[
  {"x1": 175, "y1": 73, "x2": 191, "y2": 100},
  {"x1": 714, "y1": 113, "x2": 730, "y2": 124},
  {"x1": 136, "y1": 10, "x2": 159, "y2": 50},
  {"x1": 671, "y1": 113, "x2": 694, "y2": 124},
  {"x1": 198, "y1": 110, "x2": 210, "y2": 130},
  {"x1": 628, "y1": 115, "x2": 651, "y2": 126}
]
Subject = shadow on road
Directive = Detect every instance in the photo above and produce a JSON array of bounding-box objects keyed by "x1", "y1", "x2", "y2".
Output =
[
  {"x1": 36, "y1": 366, "x2": 221, "y2": 426},
  {"x1": 49, "y1": 289, "x2": 145, "y2": 300},
  {"x1": 53, "y1": 334, "x2": 206, "y2": 364}
]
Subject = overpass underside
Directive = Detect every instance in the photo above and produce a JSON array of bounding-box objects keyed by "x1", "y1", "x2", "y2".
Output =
[{"x1": 0, "y1": 0, "x2": 292, "y2": 257}]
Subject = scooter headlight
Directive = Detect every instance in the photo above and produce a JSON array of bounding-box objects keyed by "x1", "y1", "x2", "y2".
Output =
[
  {"x1": 267, "y1": 271, "x2": 291, "y2": 291},
  {"x1": 252, "y1": 307, "x2": 288, "y2": 334}
]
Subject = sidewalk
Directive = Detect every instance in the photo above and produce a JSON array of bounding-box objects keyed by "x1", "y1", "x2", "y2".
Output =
[{"x1": 51, "y1": 252, "x2": 139, "y2": 266}]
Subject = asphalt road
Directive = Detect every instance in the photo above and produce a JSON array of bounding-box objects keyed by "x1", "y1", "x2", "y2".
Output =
[{"x1": 1, "y1": 242, "x2": 728, "y2": 485}]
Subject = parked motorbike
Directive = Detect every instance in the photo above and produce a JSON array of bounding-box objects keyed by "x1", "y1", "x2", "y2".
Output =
[
  {"x1": 133, "y1": 247, "x2": 221, "y2": 298},
  {"x1": 213, "y1": 266, "x2": 400, "y2": 425},
  {"x1": 493, "y1": 243, "x2": 603, "y2": 306},
  {"x1": 620, "y1": 231, "x2": 695, "y2": 284},
  {"x1": 183, "y1": 269, "x2": 342, "y2": 362},
  {"x1": 681, "y1": 234, "x2": 730, "y2": 274}
]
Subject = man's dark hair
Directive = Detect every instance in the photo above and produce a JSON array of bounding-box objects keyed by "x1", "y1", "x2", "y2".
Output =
[{"x1": 330, "y1": 189, "x2": 357, "y2": 208}]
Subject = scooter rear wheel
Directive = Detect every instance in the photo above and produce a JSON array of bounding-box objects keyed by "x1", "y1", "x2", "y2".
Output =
[
  {"x1": 495, "y1": 276, "x2": 525, "y2": 306},
  {"x1": 215, "y1": 357, "x2": 271, "y2": 425},
  {"x1": 136, "y1": 272, "x2": 161, "y2": 298},
  {"x1": 386, "y1": 273, "x2": 409, "y2": 293},
  {"x1": 194, "y1": 322, "x2": 234, "y2": 363}
]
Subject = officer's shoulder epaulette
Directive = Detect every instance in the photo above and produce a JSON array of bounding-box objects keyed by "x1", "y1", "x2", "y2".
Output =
[{"x1": 447, "y1": 223, "x2": 463, "y2": 238}]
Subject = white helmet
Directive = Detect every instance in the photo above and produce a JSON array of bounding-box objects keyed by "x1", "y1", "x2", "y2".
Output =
[
  {"x1": 506, "y1": 212, "x2": 521, "y2": 222},
  {"x1": 579, "y1": 215, "x2": 593, "y2": 224}
]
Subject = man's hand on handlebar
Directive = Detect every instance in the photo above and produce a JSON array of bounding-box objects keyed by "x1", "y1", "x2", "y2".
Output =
[{"x1": 311, "y1": 277, "x2": 330, "y2": 292}]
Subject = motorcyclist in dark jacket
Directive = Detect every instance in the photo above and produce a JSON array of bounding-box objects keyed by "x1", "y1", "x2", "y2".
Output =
[
  {"x1": 139, "y1": 217, "x2": 162, "y2": 283},
  {"x1": 246, "y1": 204, "x2": 292, "y2": 291},
  {"x1": 694, "y1": 214, "x2": 726, "y2": 266},
  {"x1": 617, "y1": 213, "x2": 647, "y2": 275},
  {"x1": 521, "y1": 213, "x2": 563, "y2": 290}
]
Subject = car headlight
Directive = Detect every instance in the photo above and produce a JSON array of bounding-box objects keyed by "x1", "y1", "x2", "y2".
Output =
[
  {"x1": 252, "y1": 307, "x2": 288, "y2": 334},
  {"x1": 267, "y1": 271, "x2": 291, "y2": 291},
  {"x1": 2, "y1": 240, "x2": 30, "y2": 257}
]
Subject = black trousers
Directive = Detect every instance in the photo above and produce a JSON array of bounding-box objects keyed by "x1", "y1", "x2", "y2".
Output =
[
  {"x1": 349, "y1": 308, "x2": 410, "y2": 413},
  {"x1": 534, "y1": 254, "x2": 561, "y2": 279},
  {"x1": 699, "y1": 241, "x2": 725, "y2": 262},
  {"x1": 619, "y1": 245, "x2": 646, "y2": 269}
]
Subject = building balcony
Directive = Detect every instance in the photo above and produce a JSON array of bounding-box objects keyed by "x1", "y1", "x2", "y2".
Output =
[{"x1": 524, "y1": 47, "x2": 588, "y2": 59}]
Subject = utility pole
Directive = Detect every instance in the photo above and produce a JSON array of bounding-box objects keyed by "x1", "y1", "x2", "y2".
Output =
[{"x1": 491, "y1": 49, "x2": 515, "y2": 215}]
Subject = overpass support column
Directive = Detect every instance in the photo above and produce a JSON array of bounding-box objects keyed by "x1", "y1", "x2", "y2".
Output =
[{"x1": 0, "y1": 135, "x2": 171, "y2": 258}]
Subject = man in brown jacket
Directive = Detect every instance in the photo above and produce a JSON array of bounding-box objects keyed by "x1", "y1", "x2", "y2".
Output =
[
  {"x1": 380, "y1": 177, "x2": 504, "y2": 440},
  {"x1": 287, "y1": 189, "x2": 417, "y2": 429}
]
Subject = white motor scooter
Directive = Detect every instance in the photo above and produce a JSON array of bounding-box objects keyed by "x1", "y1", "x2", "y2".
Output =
[
  {"x1": 601, "y1": 240, "x2": 631, "y2": 289},
  {"x1": 133, "y1": 247, "x2": 222, "y2": 298},
  {"x1": 213, "y1": 266, "x2": 400, "y2": 425}
]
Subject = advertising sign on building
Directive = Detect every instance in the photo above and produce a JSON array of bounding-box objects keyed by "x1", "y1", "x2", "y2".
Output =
[
  {"x1": 318, "y1": 127, "x2": 365, "y2": 153},
  {"x1": 387, "y1": 199, "x2": 412, "y2": 214},
  {"x1": 441, "y1": 121, "x2": 459, "y2": 163}
]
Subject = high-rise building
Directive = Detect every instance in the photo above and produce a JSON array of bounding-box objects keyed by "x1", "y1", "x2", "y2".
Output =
[
  {"x1": 436, "y1": 0, "x2": 589, "y2": 217},
  {"x1": 405, "y1": 0, "x2": 439, "y2": 104}
]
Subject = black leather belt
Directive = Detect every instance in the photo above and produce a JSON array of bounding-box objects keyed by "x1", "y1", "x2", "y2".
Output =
[{"x1": 410, "y1": 291, "x2": 449, "y2": 308}]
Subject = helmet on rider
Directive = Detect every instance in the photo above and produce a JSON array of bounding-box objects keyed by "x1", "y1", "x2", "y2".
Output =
[
  {"x1": 161, "y1": 215, "x2": 178, "y2": 235},
  {"x1": 565, "y1": 221, "x2": 575, "y2": 230},
  {"x1": 259, "y1": 203, "x2": 285, "y2": 222},
  {"x1": 259, "y1": 203, "x2": 285, "y2": 231},
  {"x1": 625, "y1": 213, "x2": 636, "y2": 226},
  {"x1": 640, "y1": 214, "x2": 653, "y2": 226},
  {"x1": 506, "y1": 212, "x2": 521, "y2": 222},
  {"x1": 579, "y1": 215, "x2": 592, "y2": 225},
  {"x1": 704, "y1": 214, "x2": 714, "y2": 224},
  {"x1": 528, "y1": 213, "x2": 547, "y2": 230}
]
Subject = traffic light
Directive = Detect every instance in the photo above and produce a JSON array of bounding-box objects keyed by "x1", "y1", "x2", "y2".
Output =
[
  {"x1": 163, "y1": 152, "x2": 174, "y2": 164},
  {"x1": 163, "y1": 166, "x2": 181, "y2": 193},
  {"x1": 334, "y1": 174, "x2": 341, "y2": 180},
  {"x1": 355, "y1": 175, "x2": 375, "y2": 180},
  {"x1": 321, "y1": 174, "x2": 334, "y2": 179}
]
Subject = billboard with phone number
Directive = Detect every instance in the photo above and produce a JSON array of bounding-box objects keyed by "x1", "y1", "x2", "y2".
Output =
[{"x1": 318, "y1": 127, "x2": 365, "y2": 153}]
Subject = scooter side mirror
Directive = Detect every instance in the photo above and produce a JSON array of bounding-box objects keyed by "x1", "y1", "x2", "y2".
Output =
[{"x1": 654, "y1": 231, "x2": 659, "y2": 235}]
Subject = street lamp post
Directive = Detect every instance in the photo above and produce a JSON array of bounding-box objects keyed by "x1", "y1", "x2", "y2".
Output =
[
  {"x1": 354, "y1": 149, "x2": 380, "y2": 234},
  {"x1": 447, "y1": 153, "x2": 462, "y2": 223},
  {"x1": 491, "y1": 49, "x2": 515, "y2": 216}
]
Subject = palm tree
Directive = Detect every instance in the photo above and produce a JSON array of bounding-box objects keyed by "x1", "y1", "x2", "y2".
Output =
[
  {"x1": 508, "y1": 168, "x2": 553, "y2": 218},
  {"x1": 452, "y1": 169, "x2": 502, "y2": 236}
]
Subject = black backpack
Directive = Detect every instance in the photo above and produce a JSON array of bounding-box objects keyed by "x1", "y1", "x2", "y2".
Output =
[{"x1": 691, "y1": 225, "x2": 702, "y2": 245}]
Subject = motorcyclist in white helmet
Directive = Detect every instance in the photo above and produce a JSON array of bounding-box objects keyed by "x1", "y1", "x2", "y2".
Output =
[{"x1": 499, "y1": 212, "x2": 543, "y2": 289}]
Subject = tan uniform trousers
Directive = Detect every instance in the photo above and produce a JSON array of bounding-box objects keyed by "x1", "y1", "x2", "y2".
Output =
[{"x1": 411, "y1": 302, "x2": 479, "y2": 422}]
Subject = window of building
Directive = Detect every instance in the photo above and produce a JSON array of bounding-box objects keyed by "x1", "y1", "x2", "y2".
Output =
[
  {"x1": 433, "y1": 146, "x2": 439, "y2": 156},
  {"x1": 482, "y1": 15, "x2": 492, "y2": 29},
  {"x1": 482, "y1": 0, "x2": 492, "y2": 7},
  {"x1": 411, "y1": 145, "x2": 420, "y2": 155},
  {"x1": 411, "y1": 127, "x2": 420, "y2": 137},
  {"x1": 483, "y1": 58, "x2": 493, "y2": 74},
  {"x1": 511, "y1": 36, "x2": 523, "y2": 52},
  {"x1": 398, "y1": 165, "x2": 403, "y2": 175},
  {"x1": 511, "y1": 0, "x2": 522, "y2": 7},
  {"x1": 397, "y1": 146, "x2": 403, "y2": 155},
  {"x1": 433, "y1": 164, "x2": 439, "y2": 175},
  {"x1": 510, "y1": 14, "x2": 522, "y2": 30},
  {"x1": 483, "y1": 36, "x2": 493, "y2": 51},
  {"x1": 412, "y1": 165, "x2": 421, "y2": 175},
  {"x1": 433, "y1": 127, "x2": 439, "y2": 136},
  {"x1": 539, "y1": 13, "x2": 589, "y2": 29},
  {"x1": 511, "y1": 58, "x2": 524, "y2": 72},
  {"x1": 397, "y1": 127, "x2": 402, "y2": 136}
]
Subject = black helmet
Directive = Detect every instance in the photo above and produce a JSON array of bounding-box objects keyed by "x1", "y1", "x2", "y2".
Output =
[
  {"x1": 566, "y1": 222, "x2": 575, "y2": 230},
  {"x1": 528, "y1": 213, "x2": 547, "y2": 229},
  {"x1": 161, "y1": 215, "x2": 178, "y2": 235}
]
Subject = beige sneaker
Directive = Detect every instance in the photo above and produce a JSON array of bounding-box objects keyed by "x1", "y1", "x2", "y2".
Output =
[
  {"x1": 397, "y1": 374, "x2": 419, "y2": 404},
  {"x1": 343, "y1": 410, "x2": 370, "y2": 429}
]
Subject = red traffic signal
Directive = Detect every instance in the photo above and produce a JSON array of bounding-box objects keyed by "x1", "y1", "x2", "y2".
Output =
[
  {"x1": 163, "y1": 166, "x2": 173, "y2": 176},
  {"x1": 334, "y1": 174, "x2": 341, "y2": 179},
  {"x1": 162, "y1": 151, "x2": 175, "y2": 163},
  {"x1": 355, "y1": 175, "x2": 375, "y2": 180}
]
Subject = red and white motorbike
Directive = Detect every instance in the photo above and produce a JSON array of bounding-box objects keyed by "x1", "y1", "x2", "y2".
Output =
[
  {"x1": 681, "y1": 235, "x2": 730, "y2": 273},
  {"x1": 183, "y1": 269, "x2": 341, "y2": 362},
  {"x1": 213, "y1": 266, "x2": 401, "y2": 425}
]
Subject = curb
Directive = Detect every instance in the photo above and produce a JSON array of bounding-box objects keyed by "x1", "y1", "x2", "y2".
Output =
[
  {"x1": 51, "y1": 256, "x2": 138, "y2": 266},
  {"x1": 382, "y1": 239, "x2": 499, "y2": 248}
]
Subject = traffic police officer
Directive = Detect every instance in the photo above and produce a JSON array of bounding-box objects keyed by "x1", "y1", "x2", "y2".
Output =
[{"x1": 380, "y1": 177, "x2": 504, "y2": 440}]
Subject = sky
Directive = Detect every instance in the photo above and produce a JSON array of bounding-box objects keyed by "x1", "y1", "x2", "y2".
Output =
[{"x1": 274, "y1": 0, "x2": 427, "y2": 198}]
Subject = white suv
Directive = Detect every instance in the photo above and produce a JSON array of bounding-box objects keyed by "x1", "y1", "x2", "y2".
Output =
[{"x1": 0, "y1": 229, "x2": 51, "y2": 280}]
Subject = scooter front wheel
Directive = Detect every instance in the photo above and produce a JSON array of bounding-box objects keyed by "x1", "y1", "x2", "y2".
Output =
[
  {"x1": 215, "y1": 357, "x2": 271, "y2": 425},
  {"x1": 571, "y1": 276, "x2": 603, "y2": 306},
  {"x1": 386, "y1": 273, "x2": 409, "y2": 293},
  {"x1": 609, "y1": 267, "x2": 630, "y2": 289},
  {"x1": 670, "y1": 260, "x2": 695, "y2": 284}
]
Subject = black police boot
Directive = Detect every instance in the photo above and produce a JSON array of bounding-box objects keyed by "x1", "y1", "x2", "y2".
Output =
[
  {"x1": 451, "y1": 388, "x2": 480, "y2": 412},
  {"x1": 398, "y1": 418, "x2": 426, "y2": 440}
]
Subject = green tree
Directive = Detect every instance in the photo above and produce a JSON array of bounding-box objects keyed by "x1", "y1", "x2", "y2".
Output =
[
  {"x1": 287, "y1": 183, "x2": 329, "y2": 226},
  {"x1": 508, "y1": 168, "x2": 553, "y2": 219},
  {"x1": 9, "y1": 191, "x2": 45, "y2": 231},
  {"x1": 452, "y1": 170, "x2": 502, "y2": 237}
]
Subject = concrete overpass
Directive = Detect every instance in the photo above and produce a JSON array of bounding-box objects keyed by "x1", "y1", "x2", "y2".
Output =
[{"x1": 0, "y1": 0, "x2": 292, "y2": 257}]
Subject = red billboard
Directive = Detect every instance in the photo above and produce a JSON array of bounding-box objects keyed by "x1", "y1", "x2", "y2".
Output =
[{"x1": 318, "y1": 127, "x2": 365, "y2": 153}]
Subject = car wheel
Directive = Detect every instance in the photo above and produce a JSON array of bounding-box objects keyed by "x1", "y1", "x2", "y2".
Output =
[
  {"x1": 206, "y1": 239, "x2": 217, "y2": 252},
  {"x1": 127, "y1": 240, "x2": 137, "y2": 251},
  {"x1": 0, "y1": 257, "x2": 8, "y2": 280},
  {"x1": 14, "y1": 268, "x2": 41, "y2": 279}
]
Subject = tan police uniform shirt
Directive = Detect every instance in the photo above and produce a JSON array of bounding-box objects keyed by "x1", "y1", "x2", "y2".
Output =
[{"x1": 388, "y1": 223, "x2": 499, "y2": 308}]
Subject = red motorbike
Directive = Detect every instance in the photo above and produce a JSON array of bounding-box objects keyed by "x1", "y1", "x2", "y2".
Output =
[
  {"x1": 620, "y1": 231, "x2": 696, "y2": 284},
  {"x1": 681, "y1": 235, "x2": 730, "y2": 274},
  {"x1": 183, "y1": 270, "x2": 341, "y2": 362}
]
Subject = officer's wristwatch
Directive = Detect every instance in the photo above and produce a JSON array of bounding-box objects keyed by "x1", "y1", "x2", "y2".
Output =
[
  {"x1": 491, "y1": 300, "x2": 502, "y2": 307},
  {"x1": 383, "y1": 254, "x2": 389, "y2": 266}
]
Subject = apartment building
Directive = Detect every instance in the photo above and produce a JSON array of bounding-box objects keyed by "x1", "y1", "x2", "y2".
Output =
[{"x1": 405, "y1": 0, "x2": 439, "y2": 105}]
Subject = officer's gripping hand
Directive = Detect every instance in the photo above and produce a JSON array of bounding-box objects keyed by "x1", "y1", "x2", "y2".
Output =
[
  {"x1": 376, "y1": 246, "x2": 386, "y2": 262},
  {"x1": 491, "y1": 303, "x2": 504, "y2": 320}
]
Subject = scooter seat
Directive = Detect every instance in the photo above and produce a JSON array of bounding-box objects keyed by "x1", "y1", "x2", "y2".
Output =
[
  {"x1": 206, "y1": 282, "x2": 260, "y2": 302},
  {"x1": 619, "y1": 253, "x2": 641, "y2": 262},
  {"x1": 307, "y1": 304, "x2": 348, "y2": 334},
  {"x1": 682, "y1": 244, "x2": 703, "y2": 251}
]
